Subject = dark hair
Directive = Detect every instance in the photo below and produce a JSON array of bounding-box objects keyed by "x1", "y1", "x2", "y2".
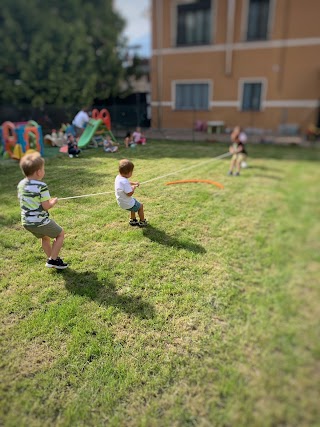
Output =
[
  {"x1": 125, "y1": 132, "x2": 131, "y2": 138},
  {"x1": 119, "y1": 159, "x2": 134, "y2": 175},
  {"x1": 20, "y1": 152, "x2": 44, "y2": 176}
]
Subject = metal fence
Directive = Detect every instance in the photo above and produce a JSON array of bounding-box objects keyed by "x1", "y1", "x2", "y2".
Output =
[{"x1": 0, "y1": 102, "x2": 151, "y2": 137}]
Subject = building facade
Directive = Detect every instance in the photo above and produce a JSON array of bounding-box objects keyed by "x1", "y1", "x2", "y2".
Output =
[{"x1": 151, "y1": 0, "x2": 320, "y2": 132}]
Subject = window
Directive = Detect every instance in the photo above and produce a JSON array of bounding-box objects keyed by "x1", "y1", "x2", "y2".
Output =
[
  {"x1": 241, "y1": 82, "x2": 262, "y2": 111},
  {"x1": 246, "y1": 0, "x2": 270, "y2": 41},
  {"x1": 175, "y1": 83, "x2": 209, "y2": 110},
  {"x1": 176, "y1": 0, "x2": 211, "y2": 46}
]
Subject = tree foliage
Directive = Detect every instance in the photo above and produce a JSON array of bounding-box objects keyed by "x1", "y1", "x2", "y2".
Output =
[{"x1": 0, "y1": 0, "x2": 127, "y2": 106}]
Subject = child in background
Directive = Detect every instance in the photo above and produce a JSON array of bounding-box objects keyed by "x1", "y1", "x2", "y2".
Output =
[
  {"x1": 132, "y1": 127, "x2": 146, "y2": 145},
  {"x1": 67, "y1": 134, "x2": 81, "y2": 158},
  {"x1": 114, "y1": 159, "x2": 147, "y2": 227},
  {"x1": 103, "y1": 135, "x2": 118, "y2": 153},
  {"x1": 17, "y1": 152, "x2": 68, "y2": 269},
  {"x1": 124, "y1": 131, "x2": 134, "y2": 148},
  {"x1": 233, "y1": 126, "x2": 248, "y2": 168},
  {"x1": 227, "y1": 126, "x2": 248, "y2": 176}
]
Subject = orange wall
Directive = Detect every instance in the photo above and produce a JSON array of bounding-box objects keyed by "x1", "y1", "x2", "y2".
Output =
[{"x1": 151, "y1": 0, "x2": 320, "y2": 130}]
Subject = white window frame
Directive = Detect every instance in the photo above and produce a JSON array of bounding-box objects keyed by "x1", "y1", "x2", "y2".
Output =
[
  {"x1": 171, "y1": 0, "x2": 215, "y2": 48},
  {"x1": 238, "y1": 78, "x2": 267, "y2": 111},
  {"x1": 172, "y1": 79, "x2": 213, "y2": 111},
  {"x1": 241, "y1": 0, "x2": 276, "y2": 42}
]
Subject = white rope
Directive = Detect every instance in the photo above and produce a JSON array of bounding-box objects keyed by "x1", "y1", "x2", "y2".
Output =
[
  {"x1": 58, "y1": 151, "x2": 231, "y2": 201},
  {"x1": 140, "y1": 151, "x2": 231, "y2": 185},
  {"x1": 58, "y1": 191, "x2": 114, "y2": 200}
]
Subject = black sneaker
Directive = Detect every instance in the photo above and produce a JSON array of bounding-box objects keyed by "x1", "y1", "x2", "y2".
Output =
[
  {"x1": 129, "y1": 218, "x2": 139, "y2": 226},
  {"x1": 138, "y1": 220, "x2": 148, "y2": 227},
  {"x1": 227, "y1": 170, "x2": 233, "y2": 176},
  {"x1": 46, "y1": 257, "x2": 68, "y2": 269},
  {"x1": 234, "y1": 172, "x2": 240, "y2": 176}
]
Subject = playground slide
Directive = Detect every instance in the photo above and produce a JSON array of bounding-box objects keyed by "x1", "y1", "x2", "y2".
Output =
[{"x1": 77, "y1": 119, "x2": 102, "y2": 148}]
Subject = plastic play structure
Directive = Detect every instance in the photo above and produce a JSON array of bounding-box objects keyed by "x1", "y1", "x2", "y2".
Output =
[
  {"x1": 0, "y1": 108, "x2": 115, "y2": 158},
  {"x1": 0, "y1": 120, "x2": 44, "y2": 159},
  {"x1": 77, "y1": 119, "x2": 102, "y2": 149},
  {"x1": 77, "y1": 108, "x2": 117, "y2": 149}
]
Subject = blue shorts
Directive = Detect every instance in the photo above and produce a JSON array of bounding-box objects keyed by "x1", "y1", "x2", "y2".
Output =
[{"x1": 127, "y1": 199, "x2": 141, "y2": 212}]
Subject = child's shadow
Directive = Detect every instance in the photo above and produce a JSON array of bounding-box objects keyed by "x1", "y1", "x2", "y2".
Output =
[
  {"x1": 253, "y1": 173, "x2": 283, "y2": 180},
  {"x1": 248, "y1": 165, "x2": 282, "y2": 172},
  {"x1": 63, "y1": 269, "x2": 155, "y2": 319},
  {"x1": 142, "y1": 225, "x2": 206, "y2": 253},
  {"x1": 244, "y1": 165, "x2": 283, "y2": 180}
]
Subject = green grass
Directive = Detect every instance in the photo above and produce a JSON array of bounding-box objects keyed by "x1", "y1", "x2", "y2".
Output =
[{"x1": 1, "y1": 141, "x2": 319, "y2": 427}]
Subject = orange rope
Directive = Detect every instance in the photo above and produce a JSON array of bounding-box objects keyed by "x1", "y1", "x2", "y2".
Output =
[{"x1": 165, "y1": 179, "x2": 224, "y2": 189}]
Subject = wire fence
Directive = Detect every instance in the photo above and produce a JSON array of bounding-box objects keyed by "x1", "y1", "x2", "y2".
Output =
[{"x1": 0, "y1": 101, "x2": 151, "y2": 137}]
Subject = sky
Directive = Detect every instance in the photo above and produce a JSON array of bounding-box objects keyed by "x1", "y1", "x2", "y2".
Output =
[{"x1": 114, "y1": 0, "x2": 151, "y2": 57}]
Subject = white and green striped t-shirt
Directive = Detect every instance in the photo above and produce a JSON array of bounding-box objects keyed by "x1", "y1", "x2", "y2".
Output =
[{"x1": 17, "y1": 178, "x2": 51, "y2": 226}]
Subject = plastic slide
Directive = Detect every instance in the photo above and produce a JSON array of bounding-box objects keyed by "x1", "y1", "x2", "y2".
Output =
[{"x1": 77, "y1": 119, "x2": 102, "y2": 148}]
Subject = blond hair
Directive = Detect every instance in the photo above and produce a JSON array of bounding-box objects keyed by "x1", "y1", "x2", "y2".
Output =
[
  {"x1": 20, "y1": 152, "x2": 44, "y2": 177},
  {"x1": 119, "y1": 159, "x2": 134, "y2": 175}
]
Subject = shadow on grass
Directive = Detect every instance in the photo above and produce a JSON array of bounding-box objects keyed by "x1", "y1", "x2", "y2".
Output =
[
  {"x1": 247, "y1": 164, "x2": 284, "y2": 180},
  {"x1": 94, "y1": 139, "x2": 320, "y2": 162},
  {"x1": 0, "y1": 157, "x2": 114, "y2": 201},
  {"x1": 247, "y1": 143, "x2": 320, "y2": 162},
  {"x1": 0, "y1": 215, "x2": 18, "y2": 227},
  {"x1": 1, "y1": 142, "x2": 318, "y2": 209},
  {"x1": 252, "y1": 173, "x2": 283, "y2": 181},
  {"x1": 247, "y1": 165, "x2": 283, "y2": 172},
  {"x1": 63, "y1": 269, "x2": 155, "y2": 319},
  {"x1": 142, "y1": 224, "x2": 206, "y2": 253}
]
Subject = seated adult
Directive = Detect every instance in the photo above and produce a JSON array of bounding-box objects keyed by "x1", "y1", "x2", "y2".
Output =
[{"x1": 72, "y1": 107, "x2": 90, "y2": 137}]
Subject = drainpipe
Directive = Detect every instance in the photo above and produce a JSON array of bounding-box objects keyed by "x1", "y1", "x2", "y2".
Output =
[
  {"x1": 278, "y1": 0, "x2": 291, "y2": 128},
  {"x1": 155, "y1": 0, "x2": 163, "y2": 130},
  {"x1": 278, "y1": 0, "x2": 290, "y2": 93},
  {"x1": 225, "y1": 0, "x2": 236, "y2": 76}
]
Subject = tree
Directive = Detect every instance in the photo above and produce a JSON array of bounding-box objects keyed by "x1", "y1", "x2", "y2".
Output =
[{"x1": 0, "y1": 0, "x2": 127, "y2": 107}]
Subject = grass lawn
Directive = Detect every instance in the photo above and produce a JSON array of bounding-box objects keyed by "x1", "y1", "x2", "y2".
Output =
[{"x1": 1, "y1": 140, "x2": 319, "y2": 427}]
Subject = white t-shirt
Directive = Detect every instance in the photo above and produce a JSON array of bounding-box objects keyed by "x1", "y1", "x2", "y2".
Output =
[
  {"x1": 72, "y1": 110, "x2": 89, "y2": 128},
  {"x1": 132, "y1": 131, "x2": 141, "y2": 143},
  {"x1": 114, "y1": 175, "x2": 135, "y2": 209},
  {"x1": 239, "y1": 132, "x2": 247, "y2": 143}
]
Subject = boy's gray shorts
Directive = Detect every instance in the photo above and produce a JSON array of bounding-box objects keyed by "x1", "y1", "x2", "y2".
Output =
[{"x1": 24, "y1": 220, "x2": 63, "y2": 239}]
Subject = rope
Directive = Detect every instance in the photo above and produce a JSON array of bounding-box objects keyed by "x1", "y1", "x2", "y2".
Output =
[
  {"x1": 58, "y1": 191, "x2": 114, "y2": 200},
  {"x1": 58, "y1": 151, "x2": 231, "y2": 201},
  {"x1": 140, "y1": 152, "x2": 230, "y2": 184}
]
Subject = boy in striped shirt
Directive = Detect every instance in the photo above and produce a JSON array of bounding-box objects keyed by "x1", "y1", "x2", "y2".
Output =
[{"x1": 17, "y1": 152, "x2": 68, "y2": 269}]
